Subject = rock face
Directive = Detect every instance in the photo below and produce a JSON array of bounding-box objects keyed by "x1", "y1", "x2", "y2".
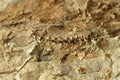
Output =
[
  {"x1": 0, "y1": 0, "x2": 120, "y2": 80},
  {"x1": 0, "y1": 0, "x2": 20, "y2": 11}
]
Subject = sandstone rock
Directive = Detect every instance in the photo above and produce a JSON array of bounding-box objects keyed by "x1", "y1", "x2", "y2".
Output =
[{"x1": 0, "y1": 0, "x2": 120, "y2": 80}]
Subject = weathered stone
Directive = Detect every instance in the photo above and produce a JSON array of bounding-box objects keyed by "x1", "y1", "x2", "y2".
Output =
[{"x1": 0, "y1": 0, "x2": 120, "y2": 80}]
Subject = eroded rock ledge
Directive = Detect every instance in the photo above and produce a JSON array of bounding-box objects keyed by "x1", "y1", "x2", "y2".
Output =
[{"x1": 0, "y1": 0, "x2": 120, "y2": 80}]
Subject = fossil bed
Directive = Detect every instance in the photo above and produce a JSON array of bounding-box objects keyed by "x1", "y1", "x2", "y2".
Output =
[{"x1": 0, "y1": 0, "x2": 120, "y2": 80}]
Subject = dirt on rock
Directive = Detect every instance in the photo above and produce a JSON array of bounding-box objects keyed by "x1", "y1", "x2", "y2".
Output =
[{"x1": 0, "y1": 0, "x2": 120, "y2": 80}]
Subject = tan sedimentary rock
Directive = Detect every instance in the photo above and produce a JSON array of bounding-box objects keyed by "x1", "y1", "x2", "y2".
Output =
[{"x1": 0, "y1": 0, "x2": 120, "y2": 80}]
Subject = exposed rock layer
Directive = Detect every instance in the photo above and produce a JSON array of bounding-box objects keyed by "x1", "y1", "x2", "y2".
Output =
[{"x1": 0, "y1": 0, "x2": 120, "y2": 80}]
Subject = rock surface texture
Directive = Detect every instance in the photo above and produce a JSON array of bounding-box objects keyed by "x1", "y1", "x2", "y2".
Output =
[{"x1": 0, "y1": 0, "x2": 120, "y2": 80}]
